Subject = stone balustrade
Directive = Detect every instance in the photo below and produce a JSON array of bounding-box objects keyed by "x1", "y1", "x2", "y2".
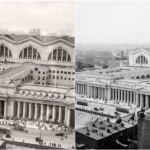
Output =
[{"x1": 17, "y1": 90, "x2": 65, "y2": 100}]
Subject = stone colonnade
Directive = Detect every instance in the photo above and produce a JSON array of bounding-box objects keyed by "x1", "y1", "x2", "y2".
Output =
[
  {"x1": 76, "y1": 83, "x2": 150, "y2": 108},
  {"x1": 0, "y1": 101, "x2": 72, "y2": 127},
  {"x1": 76, "y1": 83, "x2": 107, "y2": 100}
]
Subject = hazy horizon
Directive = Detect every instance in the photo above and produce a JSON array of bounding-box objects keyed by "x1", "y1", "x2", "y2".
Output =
[{"x1": 0, "y1": 1, "x2": 74, "y2": 36}]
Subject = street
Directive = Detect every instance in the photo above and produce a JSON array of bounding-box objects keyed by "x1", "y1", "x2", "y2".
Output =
[{"x1": 1, "y1": 124, "x2": 74, "y2": 149}]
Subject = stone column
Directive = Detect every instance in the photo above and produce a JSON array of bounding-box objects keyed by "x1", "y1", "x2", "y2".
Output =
[
  {"x1": 4, "y1": 101, "x2": 7, "y2": 117},
  {"x1": 10, "y1": 101, "x2": 15, "y2": 117},
  {"x1": 127, "y1": 91, "x2": 129, "y2": 103},
  {"x1": 58, "y1": 106, "x2": 62, "y2": 122},
  {"x1": 87, "y1": 85, "x2": 89, "y2": 97},
  {"x1": 64, "y1": 106, "x2": 68, "y2": 123},
  {"x1": 113, "y1": 89, "x2": 115, "y2": 100},
  {"x1": 46, "y1": 105, "x2": 50, "y2": 121},
  {"x1": 121, "y1": 90, "x2": 123, "y2": 102},
  {"x1": 136, "y1": 93, "x2": 139, "y2": 107},
  {"x1": 34, "y1": 103, "x2": 37, "y2": 120},
  {"x1": 29, "y1": 103, "x2": 32, "y2": 119},
  {"x1": 66, "y1": 109, "x2": 71, "y2": 127},
  {"x1": 140, "y1": 94, "x2": 144, "y2": 108},
  {"x1": 105, "y1": 88, "x2": 107, "y2": 100},
  {"x1": 130, "y1": 91, "x2": 132, "y2": 103},
  {"x1": 23, "y1": 102, "x2": 26, "y2": 118},
  {"x1": 17, "y1": 101, "x2": 20, "y2": 118},
  {"x1": 101, "y1": 88, "x2": 103, "y2": 100},
  {"x1": 146, "y1": 95, "x2": 149, "y2": 109},
  {"x1": 52, "y1": 106, "x2": 56, "y2": 121},
  {"x1": 40, "y1": 104, "x2": 44, "y2": 120},
  {"x1": 115, "y1": 89, "x2": 117, "y2": 102},
  {"x1": 118, "y1": 89, "x2": 120, "y2": 101},
  {"x1": 124, "y1": 90, "x2": 126, "y2": 102},
  {"x1": 134, "y1": 93, "x2": 136, "y2": 105}
]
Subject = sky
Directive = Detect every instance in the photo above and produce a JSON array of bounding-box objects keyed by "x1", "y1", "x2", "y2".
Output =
[
  {"x1": 76, "y1": 1, "x2": 150, "y2": 44},
  {"x1": 0, "y1": 1, "x2": 74, "y2": 36}
]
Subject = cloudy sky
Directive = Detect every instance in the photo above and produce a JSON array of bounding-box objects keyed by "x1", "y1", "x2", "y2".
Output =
[
  {"x1": 76, "y1": 1, "x2": 150, "y2": 43},
  {"x1": 0, "y1": 1, "x2": 74, "y2": 36}
]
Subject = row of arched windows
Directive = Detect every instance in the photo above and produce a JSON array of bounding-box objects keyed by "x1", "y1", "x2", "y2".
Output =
[
  {"x1": 136, "y1": 55, "x2": 148, "y2": 64},
  {"x1": 0, "y1": 44, "x2": 71, "y2": 62},
  {"x1": 0, "y1": 45, "x2": 12, "y2": 58},
  {"x1": 48, "y1": 47, "x2": 71, "y2": 62}
]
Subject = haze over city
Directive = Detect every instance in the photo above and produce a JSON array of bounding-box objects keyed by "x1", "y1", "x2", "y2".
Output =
[
  {"x1": 76, "y1": 1, "x2": 150, "y2": 44},
  {"x1": 0, "y1": 1, "x2": 74, "y2": 36}
]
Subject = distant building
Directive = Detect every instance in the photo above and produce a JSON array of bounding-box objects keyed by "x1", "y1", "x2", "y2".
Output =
[
  {"x1": 76, "y1": 57, "x2": 85, "y2": 72},
  {"x1": 121, "y1": 51, "x2": 124, "y2": 60},
  {"x1": 29, "y1": 28, "x2": 41, "y2": 36},
  {"x1": 108, "y1": 60, "x2": 129, "y2": 68}
]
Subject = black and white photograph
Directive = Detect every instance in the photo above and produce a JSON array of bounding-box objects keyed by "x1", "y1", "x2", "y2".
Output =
[
  {"x1": 0, "y1": 1, "x2": 75, "y2": 149},
  {"x1": 75, "y1": 1, "x2": 150, "y2": 149}
]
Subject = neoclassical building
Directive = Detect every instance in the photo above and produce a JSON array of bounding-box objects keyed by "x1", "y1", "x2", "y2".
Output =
[
  {"x1": 76, "y1": 48, "x2": 150, "y2": 109},
  {"x1": 0, "y1": 34, "x2": 75, "y2": 128},
  {"x1": 129, "y1": 47, "x2": 150, "y2": 67}
]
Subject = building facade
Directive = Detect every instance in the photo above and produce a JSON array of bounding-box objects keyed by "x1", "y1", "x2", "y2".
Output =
[
  {"x1": 76, "y1": 48, "x2": 150, "y2": 109},
  {"x1": 129, "y1": 48, "x2": 150, "y2": 68},
  {"x1": 0, "y1": 34, "x2": 75, "y2": 128}
]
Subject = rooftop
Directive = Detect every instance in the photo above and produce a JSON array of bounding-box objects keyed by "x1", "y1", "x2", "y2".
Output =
[
  {"x1": 0, "y1": 34, "x2": 75, "y2": 44},
  {"x1": 0, "y1": 62, "x2": 33, "y2": 80},
  {"x1": 76, "y1": 119, "x2": 126, "y2": 140}
]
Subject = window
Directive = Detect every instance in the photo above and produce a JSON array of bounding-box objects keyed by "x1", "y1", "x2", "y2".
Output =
[
  {"x1": 57, "y1": 76, "x2": 59, "y2": 79},
  {"x1": 38, "y1": 76, "x2": 40, "y2": 80},
  {"x1": 42, "y1": 83, "x2": 44, "y2": 85},
  {"x1": 49, "y1": 70, "x2": 51, "y2": 73},
  {"x1": 49, "y1": 75, "x2": 51, "y2": 79},
  {"x1": 68, "y1": 72, "x2": 71, "y2": 74},
  {"x1": 19, "y1": 46, "x2": 41, "y2": 60},
  {"x1": 64, "y1": 77, "x2": 66, "y2": 80},
  {"x1": 43, "y1": 72, "x2": 45, "y2": 74},
  {"x1": 68, "y1": 78, "x2": 70, "y2": 80},
  {"x1": 72, "y1": 78, "x2": 74, "y2": 81},
  {"x1": 64, "y1": 72, "x2": 67, "y2": 74},
  {"x1": 43, "y1": 77, "x2": 45, "y2": 80},
  {"x1": 57, "y1": 71, "x2": 59, "y2": 73},
  {"x1": 31, "y1": 71, "x2": 33, "y2": 73},
  {"x1": 53, "y1": 76, "x2": 55, "y2": 79},
  {"x1": 0, "y1": 44, "x2": 12, "y2": 58},
  {"x1": 38, "y1": 82, "x2": 40, "y2": 84},
  {"x1": 38, "y1": 71, "x2": 40, "y2": 74},
  {"x1": 61, "y1": 71, "x2": 63, "y2": 74},
  {"x1": 72, "y1": 72, "x2": 75, "y2": 74},
  {"x1": 61, "y1": 76, "x2": 63, "y2": 79},
  {"x1": 53, "y1": 71, "x2": 55, "y2": 73},
  {"x1": 48, "y1": 48, "x2": 71, "y2": 62},
  {"x1": 35, "y1": 68, "x2": 38, "y2": 71}
]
